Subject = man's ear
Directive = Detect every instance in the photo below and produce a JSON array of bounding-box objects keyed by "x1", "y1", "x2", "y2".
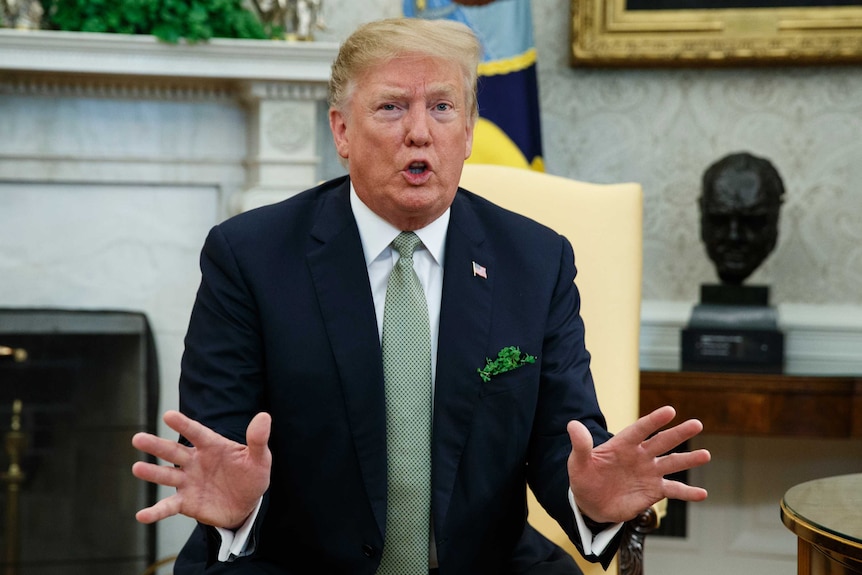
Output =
[
  {"x1": 464, "y1": 118, "x2": 475, "y2": 160},
  {"x1": 329, "y1": 108, "x2": 349, "y2": 160}
]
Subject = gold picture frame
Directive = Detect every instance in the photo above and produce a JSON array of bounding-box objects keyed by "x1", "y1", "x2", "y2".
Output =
[{"x1": 571, "y1": 0, "x2": 862, "y2": 66}]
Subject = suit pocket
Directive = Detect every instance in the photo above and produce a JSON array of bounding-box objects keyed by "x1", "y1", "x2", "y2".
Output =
[{"x1": 478, "y1": 363, "x2": 538, "y2": 397}]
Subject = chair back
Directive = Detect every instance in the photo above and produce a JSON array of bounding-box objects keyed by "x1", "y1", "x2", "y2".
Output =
[{"x1": 458, "y1": 163, "x2": 644, "y2": 574}]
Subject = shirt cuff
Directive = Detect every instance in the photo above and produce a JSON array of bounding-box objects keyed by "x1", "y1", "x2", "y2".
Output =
[
  {"x1": 568, "y1": 488, "x2": 624, "y2": 557},
  {"x1": 214, "y1": 496, "x2": 264, "y2": 562}
]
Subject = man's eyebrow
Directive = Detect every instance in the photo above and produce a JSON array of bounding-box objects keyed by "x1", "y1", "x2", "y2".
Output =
[
  {"x1": 426, "y1": 83, "x2": 460, "y2": 99},
  {"x1": 377, "y1": 82, "x2": 459, "y2": 96},
  {"x1": 375, "y1": 87, "x2": 411, "y2": 101}
]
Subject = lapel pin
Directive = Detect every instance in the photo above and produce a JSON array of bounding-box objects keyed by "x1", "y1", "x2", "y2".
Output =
[{"x1": 472, "y1": 261, "x2": 487, "y2": 279}]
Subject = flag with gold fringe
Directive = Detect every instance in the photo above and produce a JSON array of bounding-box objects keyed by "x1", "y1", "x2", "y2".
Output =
[{"x1": 403, "y1": 0, "x2": 544, "y2": 171}]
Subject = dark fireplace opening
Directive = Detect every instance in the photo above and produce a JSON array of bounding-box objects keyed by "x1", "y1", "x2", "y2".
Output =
[{"x1": 0, "y1": 309, "x2": 157, "y2": 575}]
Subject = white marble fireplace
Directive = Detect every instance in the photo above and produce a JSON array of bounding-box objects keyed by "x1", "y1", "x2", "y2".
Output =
[{"x1": 0, "y1": 28, "x2": 339, "y2": 566}]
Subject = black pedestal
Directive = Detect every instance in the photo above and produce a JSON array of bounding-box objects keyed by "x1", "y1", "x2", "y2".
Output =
[{"x1": 681, "y1": 285, "x2": 784, "y2": 373}]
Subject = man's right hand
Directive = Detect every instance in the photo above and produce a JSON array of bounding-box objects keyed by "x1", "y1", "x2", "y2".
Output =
[{"x1": 131, "y1": 410, "x2": 272, "y2": 530}]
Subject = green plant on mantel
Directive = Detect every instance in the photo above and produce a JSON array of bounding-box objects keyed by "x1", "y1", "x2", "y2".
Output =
[{"x1": 41, "y1": 0, "x2": 269, "y2": 43}]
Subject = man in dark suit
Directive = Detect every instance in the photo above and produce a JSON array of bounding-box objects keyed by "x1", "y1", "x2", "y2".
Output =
[{"x1": 132, "y1": 17, "x2": 710, "y2": 575}]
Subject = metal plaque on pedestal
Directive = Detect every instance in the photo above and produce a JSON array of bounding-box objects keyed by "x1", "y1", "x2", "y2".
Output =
[{"x1": 681, "y1": 285, "x2": 784, "y2": 373}]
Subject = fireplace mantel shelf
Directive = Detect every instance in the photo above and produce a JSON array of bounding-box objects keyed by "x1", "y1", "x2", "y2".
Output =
[
  {"x1": 0, "y1": 28, "x2": 339, "y2": 211},
  {"x1": 0, "y1": 28, "x2": 338, "y2": 84}
]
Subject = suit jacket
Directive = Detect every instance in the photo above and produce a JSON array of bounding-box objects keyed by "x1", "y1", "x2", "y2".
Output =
[{"x1": 175, "y1": 176, "x2": 617, "y2": 574}]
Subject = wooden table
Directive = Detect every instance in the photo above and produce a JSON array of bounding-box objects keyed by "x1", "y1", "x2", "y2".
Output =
[
  {"x1": 781, "y1": 474, "x2": 862, "y2": 574},
  {"x1": 639, "y1": 370, "x2": 862, "y2": 438}
]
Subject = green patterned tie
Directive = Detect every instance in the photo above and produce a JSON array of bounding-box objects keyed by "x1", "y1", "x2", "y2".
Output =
[{"x1": 376, "y1": 232, "x2": 433, "y2": 575}]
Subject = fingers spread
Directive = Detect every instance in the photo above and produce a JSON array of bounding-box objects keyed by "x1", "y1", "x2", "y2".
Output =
[
  {"x1": 246, "y1": 411, "x2": 272, "y2": 462},
  {"x1": 612, "y1": 406, "x2": 677, "y2": 446},
  {"x1": 662, "y1": 478, "x2": 709, "y2": 503},
  {"x1": 567, "y1": 419, "x2": 596, "y2": 469},
  {"x1": 655, "y1": 448, "x2": 712, "y2": 478},
  {"x1": 131, "y1": 460, "x2": 184, "y2": 488},
  {"x1": 135, "y1": 495, "x2": 183, "y2": 524},
  {"x1": 641, "y1": 418, "x2": 704, "y2": 457},
  {"x1": 132, "y1": 432, "x2": 191, "y2": 468},
  {"x1": 162, "y1": 410, "x2": 221, "y2": 448}
]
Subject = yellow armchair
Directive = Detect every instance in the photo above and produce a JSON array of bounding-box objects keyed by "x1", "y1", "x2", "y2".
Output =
[{"x1": 459, "y1": 164, "x2": 662, "y2": 575}]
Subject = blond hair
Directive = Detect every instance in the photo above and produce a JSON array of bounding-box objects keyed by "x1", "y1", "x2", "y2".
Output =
[{"x1": 329, "y1": 17, "x2": 481, "y2": 122}]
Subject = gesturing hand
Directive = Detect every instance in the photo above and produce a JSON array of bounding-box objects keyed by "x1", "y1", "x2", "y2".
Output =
[
  {"x1": 567, "y1": 405, "x2": 711, "y2": 524},
  {"x1": 131, "y1": 410, "x2": 272, "y2": 530}
]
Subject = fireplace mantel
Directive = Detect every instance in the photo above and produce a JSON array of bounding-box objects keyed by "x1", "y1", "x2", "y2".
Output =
[
  {"x1": 0, "y1": 29, "x2": 339, "y2": 211},
  {"x1": 0, "y1": 28, "x2": 337, "y2": 84}
]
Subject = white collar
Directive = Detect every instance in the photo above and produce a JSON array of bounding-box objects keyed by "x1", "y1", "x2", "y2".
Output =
[{"x1": 349, "y1": 182, "x2": 449, "y2": 268}]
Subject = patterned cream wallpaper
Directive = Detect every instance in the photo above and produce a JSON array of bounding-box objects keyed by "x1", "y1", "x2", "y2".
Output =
[
  {"x1": 321, "y1": 0, "x2": 862, "y2": 306},
  {"x1": 532, "y1": 0, "x2": 862, "y2": 306}
]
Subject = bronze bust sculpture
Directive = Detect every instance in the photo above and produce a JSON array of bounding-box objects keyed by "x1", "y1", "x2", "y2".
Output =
[
  {"x1": 699, "y1": 152, "x2": 785, "y2": 285},
  {"x1": 684, "y1": 152, "x2": 786, "y2": 373}
]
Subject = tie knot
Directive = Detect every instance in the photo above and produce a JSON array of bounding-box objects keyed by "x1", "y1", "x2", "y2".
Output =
[{"x1": 392, "y1": 231, "x2": 422, "y2": 259}]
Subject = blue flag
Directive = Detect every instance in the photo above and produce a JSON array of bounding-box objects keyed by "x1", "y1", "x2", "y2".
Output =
[{"x1": 403, "y1": 0, "x2": 544, "y2": 171}]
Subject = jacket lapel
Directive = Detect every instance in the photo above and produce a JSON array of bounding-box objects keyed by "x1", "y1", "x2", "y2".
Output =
[
  {"x1": 306, "y1": 181, "x2": 388, "y2": 537},
  {"x1": 432, "y1": 190, "x2": 496, "y2": 532}
]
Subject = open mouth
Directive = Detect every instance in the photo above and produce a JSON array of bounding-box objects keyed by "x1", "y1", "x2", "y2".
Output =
[
  {"x1": 408, "y1": 161, "x2": 428, "y2": 174},
  {"x1": 402, "y1": 160, "x2": 433, "y2": 185}
]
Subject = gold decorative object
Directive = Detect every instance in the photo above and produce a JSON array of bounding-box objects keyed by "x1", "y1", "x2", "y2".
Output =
[
  {"x1": 0, "y1": 0, "x2": 43, "y2": 30},
  {"x1": 571, "y1": 0, "x2": 862, "y2": 67},
  {"x1": 2, "y1": 400, "x2": 27, "y2": 575},
  {"x1": 247, "y1": 0, "x2": 325, "y2": 41},
  {"x1": 0, "y1": 347, "x2": 27, "y2": 363}
]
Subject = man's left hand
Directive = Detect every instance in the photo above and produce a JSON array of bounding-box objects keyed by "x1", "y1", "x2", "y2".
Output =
[{"x1": 567, "y1": 405, "x2": 711, "y2": 524}]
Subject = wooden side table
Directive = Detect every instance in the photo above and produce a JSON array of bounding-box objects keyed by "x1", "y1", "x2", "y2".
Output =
[
  {"x1": 640, "y1": 370, "x2": 862, "y2": 438},
  {"x1": 781, "y1": 474, "x2": 862, "y2": 575}
]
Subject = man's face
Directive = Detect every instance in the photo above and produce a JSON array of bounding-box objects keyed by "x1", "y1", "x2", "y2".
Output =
[
  {"x1": 329, "y1": 55, "x2": 474, "y2": 231},
  {"x1": 701, "y1": 168, "x2": 780, "y2": 284}
]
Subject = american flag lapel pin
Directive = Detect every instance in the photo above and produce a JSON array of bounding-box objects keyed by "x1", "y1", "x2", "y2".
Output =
[{"x1": 472, "y1": 261, "x2": 487, "y2": 279}]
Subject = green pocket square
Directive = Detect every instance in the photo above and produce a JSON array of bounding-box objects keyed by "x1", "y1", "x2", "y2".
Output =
[{"x1": 477, "y1": 346, "x2": 537, "y2": 382}]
